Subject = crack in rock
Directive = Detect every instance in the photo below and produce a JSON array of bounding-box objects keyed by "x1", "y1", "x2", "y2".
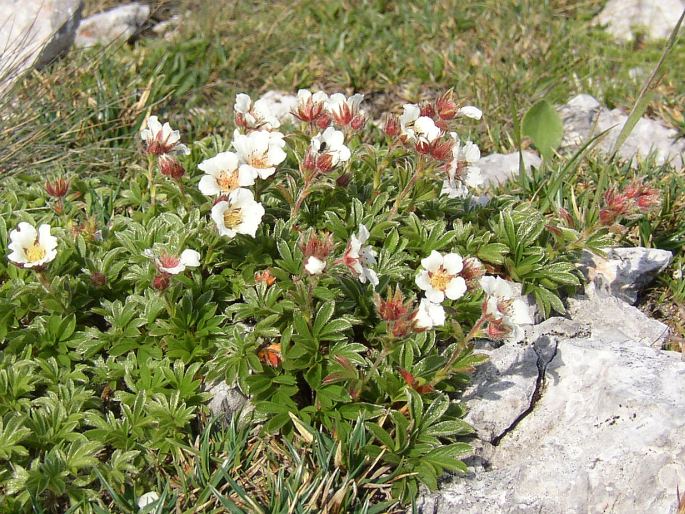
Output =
[{"x1": 490, "y1": 338, "x2": 559, "y2": 446}]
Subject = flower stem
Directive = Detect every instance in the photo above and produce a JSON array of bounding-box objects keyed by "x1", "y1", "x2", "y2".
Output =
[
  {"x1": 147, "y1": 155, "x2": 157, "y2": 210},
  {"x1": 389, "y1": 156, "x2": 424, "y2": 217},
  {"x1": 430, "y1": 316, "x2": 485, "y2": 386}
]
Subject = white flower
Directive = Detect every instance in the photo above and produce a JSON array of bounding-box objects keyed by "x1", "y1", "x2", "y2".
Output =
[
  {"x1": 198, "y1": 151, "x2": 255, "y2": 196},
  {"x1": 414, "y1": 116, "x2": 441, "y2": 144},
  {"x1": 415, "y1": 250, "x2": 467, "y2": 303},
  {"x1": 480, "y1": 275, "x2": 533, "y2": 340},
  {"x1": 399, "y1": 103, "x2": 420, "y2": 138},
  {"x1": 232, "y1": 129, "x2": 287, "y2": 179},
  {"x1": 145, "y1": 248, "x2": 201, "y2": 275},
  {"x1": 7, "y1": 222, "x2": 58, "y2": 268},
  {"x1": 414, "y1": 298, "x2": 446, "y2": 330},
  {"x1": 211, "y1": 188, "x2": 265, "y2": 239},
  {"x1": 298, "y1": 89, "x2": 329, "y2": 106},
  {"x1": 310, "y1": 127, "x2": 351, "y2": 166},
  {"x1": 442, "y1": 136, "x2": 483, "y2": 199},
  {"x1": 457, "y1": 105, "x2": 483, "y2": 120},
  {"x1": 342, "y1": 224, "x2": 378, "y2": 287},
  {"x1": 327, "y1": 93, "x2": 364, "y2": 125},
  {"x1": 140, "y1": 115, "x2": 190, "y2": 155},
  {"x1": 137, "y1": 491, "x2": 160, "y2": 510},
  {"x1": 234, "y1": 93, "x2": 281, "y2": 131},
  {"x1": 304, "y1": 256, "x2": 326, "y2": 275},
  {"x1": 293, "y1": 89, "x2": 329, "y2": 122}
]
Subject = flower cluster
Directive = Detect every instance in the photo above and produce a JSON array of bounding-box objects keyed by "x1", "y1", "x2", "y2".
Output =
[
  {"x1": 383, "y1": 90, "x2": 484, "y2": 199},
  {"x1": 599, "y1": 179, "x2": 661, "y2": 225},
  {"x1": 141, "y1": 115, "x2": 191, "y2": 180},
  {"x1": 479, "y1": 276, "x2": 533, "y2": 341},
  {"x1": 292, "y1": 89, "x2": 366, "y2": 131}
]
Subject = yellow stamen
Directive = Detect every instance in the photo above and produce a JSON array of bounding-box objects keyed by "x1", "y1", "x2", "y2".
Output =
[
  {"x1": 216, "y1": 170, "x2": 239, "y2": 192},
  {"x1": 25, "y1": 243, "x2": 46, "y2": 262},
  {"x1": 428, "y1": 267, "x2": 452, "y2": 291},
  {"x1": 250, "y1": 152, "x2": 270, "y2": 168},
  {"x1": 223, "y1": 208, "x2": 242, "y2": 228}
]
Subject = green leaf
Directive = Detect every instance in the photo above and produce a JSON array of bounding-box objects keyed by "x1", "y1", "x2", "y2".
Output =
[{"x1": 522, "y1": 99, "x2": 563, "y2": 160}]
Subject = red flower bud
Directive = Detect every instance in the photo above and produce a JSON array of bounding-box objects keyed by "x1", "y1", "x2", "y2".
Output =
[
  {"x1": 316, "y1": 153, "x2": 334, "y2": 172},
  {"x1": 302, "y1": 150, "x2": 317, "y2": 172},
  {"x1": 435, "y1": 90, "x2": 458, "y2": 120},
  {"x1": 419, "y1": 102, "x2": 435, "y2": 118},
  {"x1": 90, "y1": 272, "x2": 107, "y2": 287},
  {"x1": 158, "y1": 154, "x2": 185, "y2": 180},
  {"x1": 45, "y1": 177, "x2": 70, "y2": 198},
  {"x1": 152, "y1": 273, "x2": 170, "y2": 291},
  {"x1": 429, "y1": 138, "x2": 454, "y2": 161},
  {"x1": 383, "y1": 115, "x2": 400, "y2": 137},
  {"x1": 316, "y1": 113, "x2": 332, "y2": 130},
  {"x1": 416, "y1": 140, "x2": 431, "y2": 155},
  {"x1": 350, "y1": 113, "x2": 366, "y2": 131}
]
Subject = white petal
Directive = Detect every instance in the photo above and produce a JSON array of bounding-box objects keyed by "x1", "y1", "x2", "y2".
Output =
[
  {"x1": 305, "y1": 256, "x2": 326, "y2": 275},
  {"x1": 235, "y1": 93, "x2": 251, "y2": 113},
  {"x1": 425, "y1": 287, "x2": 445, "y2": 304},
  {"x1": 442, "y1": 253, "x2": 463, "y2": 275},
  {"x1": 198, "y1": 176, "x2": 221, "y2": 196},
  {"x1": 445, "y1": 277, "x2": 467, "y2": 300},
  {"x1": 421, "y1": 250, "x2": 443, "y2": 272},
  {"x1": 10, "y1": 222, "x2": 37, "y2": 247},
  {"x1": 179, "y1": 249, "x2": 201, "y2": 268},
  {"x1": 415, "y1": 270, "x2": 432, "y2": 291},
  {"x1": 160, "y1": 263, "x2": 185, "y2": 275},
  {"x1": 400, "y1": 104, "x2": 420, "y2": 126},
  {"x1": 510, "y1": 299, "x2": 534, "y2": 325},
  {"x1": 462, "y1": 141, "x2": 480, "y2": 162},
  {"x1": 427, "y1": 301, "x2": 445, "y2": 326},
  {"x1": 458, "y1": 106, "x2": 482, "y2": 120},
  {"x1": 363, "y1": 268, "x2": 379, "y2": 287},
  {"x1": 337, "y1": 144, "x2": 351, "y2": 162}
]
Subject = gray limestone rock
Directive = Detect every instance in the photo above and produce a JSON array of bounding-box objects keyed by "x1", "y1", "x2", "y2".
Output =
[
  {"x1": 578, "y1": 246, "x2": 673, "y2": 305},
  {"x1": 207, "y1": 381, "x2": 250, "y2": 420},
  {"x1": 419, "y1": 308, "x2": 685, "y2": 513},
  {"x1": 594, "y1": 0, "x2": 685, "y2": 42},
  {"x1": 476, "y1": 151, "x2": 542, "y2": 186},
  {"x1": 559, "y1": 93, "x2": 685, "y2": 170},
  {"x1": 75, "y1": 2, "x2": 150, "y2": 48},
  {"x1": 0, "y1": 0, "x2": 82, "y2": 91}
]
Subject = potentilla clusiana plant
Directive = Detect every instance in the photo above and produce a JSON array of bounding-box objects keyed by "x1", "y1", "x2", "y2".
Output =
[{"x1": 1, "y1": 87, "x2": 599, "y2": 511}]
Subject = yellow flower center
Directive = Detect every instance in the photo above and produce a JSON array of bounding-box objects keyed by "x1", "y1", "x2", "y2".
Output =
[
  {"x1": 428, "y1": 268, "x2": 452, "y2": 291},
  {"x1": 216, "y1": 170, "x2": 239, "y2": 192},
  {"x1": 250, "y1": 151, "x2": 270, "y2": 169},
  {"x1": 25, "y1": 243, "x2": 46, "y2": 262},
  {"x1": 223, "y1": 208, "x2": 243, "y2": 229}
]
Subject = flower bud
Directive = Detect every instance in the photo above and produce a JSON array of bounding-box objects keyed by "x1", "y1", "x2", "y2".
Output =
[
  {"x1": 255, "y1": 269, "x2": 276, "y2": 286},
  {"x1": 336, "y1": 172, "x2": 351, "y2": 188},
  {"x1": 235, "y1": 112, "x2": 247, "y2": 128},
  {"x1": 90, "y1": 272, "x2": 107, "y2": 288},
  {"x1": 461, "y1": 257, "x2": 485, "y2": 290},
  {"x1": 316, "y1": 153, "x2": 334, "y2": 172},
  {"x1": 302, "y1": 150, "x2": 317, "y2": 172},
  {"x1": 45, "y1": 177, "x2": 70, "y2": 198},
  {"x1": 419, "y1": 102, "x2": 435, "y2": 118},
  {"x1": 158, "y1": 154, "x2": 185, "y2": 180},
  {"x1": 152, "y1": 273, "x2": 170, "y2": 291},
  {"x1": 350, "y1": 113, "x2": 366, "y2": 131},
  {"x1": 558, "y1": 207, "x2": 574, "y2": 227},
  {"x1": 316, "y1": 113, "x2": 332, "y2": 130},
  {"x1": 435, "y1": 90, "x2": 458, "y2": 120},
  {"x1": 383, "y1": 115, "x2": 400, "y2": 137},
  {"x1": 429, "y1": 138, "x2": 454, "y2": 161},
  {"x1": 415, "y1": 140, "x2": 431, "y2": 155}
]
